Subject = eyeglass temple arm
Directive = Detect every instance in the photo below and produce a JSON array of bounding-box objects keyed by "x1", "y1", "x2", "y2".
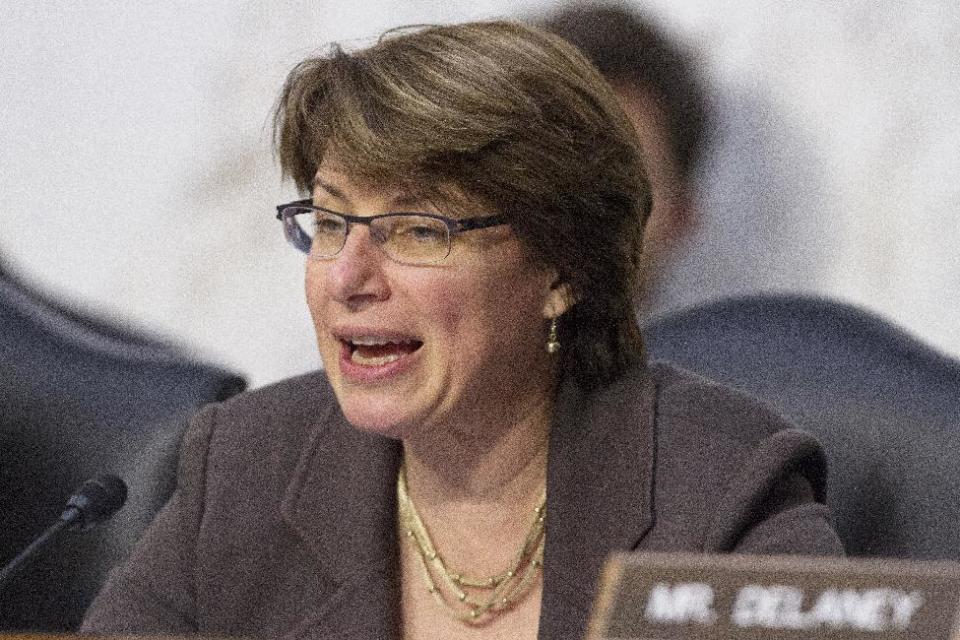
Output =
[{"x1": 275, "y1": 199, "x2": 315, "y2": 220}]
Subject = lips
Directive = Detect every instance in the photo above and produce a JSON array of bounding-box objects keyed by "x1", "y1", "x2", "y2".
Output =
[
  {"x1": 333, "y1": 329, "x2": 424, "y2": 382},
  {"x1": 346, "y1": 336, "x2": 422, "y2": 366}
]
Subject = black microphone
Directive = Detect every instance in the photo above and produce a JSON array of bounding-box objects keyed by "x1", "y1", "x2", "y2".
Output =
[
  {"x1": 0, "y1": 474, "x2": 128, "y2": 590},
  {"x1": 61, "y1": 474, "x2": 128, "y2": 530}
]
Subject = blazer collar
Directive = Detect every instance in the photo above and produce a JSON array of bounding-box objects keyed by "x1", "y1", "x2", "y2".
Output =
[
  {"x1": 278, "y1": 366, "x2": 658, "y2": 640},
  {"x1": 539, "y1": 368, "x2": 657, "y2": 639},
  {"x1": 280, "y1": 395, "x2": 403, "y2": 640}
]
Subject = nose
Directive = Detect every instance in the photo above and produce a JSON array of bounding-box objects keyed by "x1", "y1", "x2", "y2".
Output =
[{"x1": 323, "y1": 223, "x2": 390, "y2": 308}]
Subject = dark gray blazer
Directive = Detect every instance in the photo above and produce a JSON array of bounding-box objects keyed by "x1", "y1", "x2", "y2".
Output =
[{"x1": 82, "y1": 362, "x2": 842, "y2": 640}]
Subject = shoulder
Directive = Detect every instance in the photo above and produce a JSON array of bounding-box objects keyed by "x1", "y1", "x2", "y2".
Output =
[
  {"x1": 569, "y1": 360, "x2": 827, "y2": 496},
  {"x1": 212, "y1": 369, "x2": 337, "y2": 425},
  {"x1": 638, "y1": 361, "x2": 837, "y2": 553},
  {"x1": 205, "y1": 369, "x2": 336, "y2": 438},
  {"x1": 180, "y1": 370, "x2": 340, "y2": 490},
  {"x1": 644, "y1": 361, "x2": 824, "y2": 481},
  {"x1": 647, "y1": 360, "x2": 796, "y2": 445}
]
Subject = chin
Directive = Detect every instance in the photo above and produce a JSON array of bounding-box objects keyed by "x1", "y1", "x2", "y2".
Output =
[
  {"x1": 334, "y1": 392, "x2": 416, "y2": 440},
  {"x1": 323, "y1": 348, "x2": 432, "y2": 440}
]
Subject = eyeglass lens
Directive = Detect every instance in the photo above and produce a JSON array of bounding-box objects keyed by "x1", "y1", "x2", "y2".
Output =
[{"x1": 286, "y1": 207, "x2": 451, "y2": 264}]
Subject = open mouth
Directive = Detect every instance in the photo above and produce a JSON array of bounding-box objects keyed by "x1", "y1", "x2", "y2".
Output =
[{"x1": 341, "y1": 336, "x2": 423, "y2": 367}]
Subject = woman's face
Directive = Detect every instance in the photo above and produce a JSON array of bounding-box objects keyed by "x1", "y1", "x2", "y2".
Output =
[{"x1": 305, "y1": 161, "x2": 565, "y2": 440}]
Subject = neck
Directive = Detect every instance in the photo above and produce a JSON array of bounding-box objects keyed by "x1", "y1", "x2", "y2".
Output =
[
  {"x1": 401, "y1": 387, "x2": 552, "y2": 507},
  {"x1": 396, "y1": 381, "x2": 555, "y2": 626}
]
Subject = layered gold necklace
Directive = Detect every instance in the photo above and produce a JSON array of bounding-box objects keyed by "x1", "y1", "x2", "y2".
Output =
[{"x1": 397, "y1": 465, "x2": 546, "y2": 624}]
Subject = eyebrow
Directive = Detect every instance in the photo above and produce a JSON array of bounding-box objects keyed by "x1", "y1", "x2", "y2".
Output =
[
  {"x1": 312, "y1": 176, "x2": 431, "y2": 211},
  {"x1": 312, "y1": 177, "x2": 348, "y2": 202}
]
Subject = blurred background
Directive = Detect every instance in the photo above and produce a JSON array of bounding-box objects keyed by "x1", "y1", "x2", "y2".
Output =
[{"x1": 2, "y1": 1, "x2": 958, "y2": 388}]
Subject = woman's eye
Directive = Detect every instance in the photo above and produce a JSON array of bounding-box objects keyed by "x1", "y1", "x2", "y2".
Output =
[
  {"x1": 314, "y1": 216, "x2": 344, "y2": 235},
  {"x1": 408, "y1": 225, "x2": 444, "y2": 241},
  {"x1": 391, "y1": 218, "x2": 446, "y2": 243}
]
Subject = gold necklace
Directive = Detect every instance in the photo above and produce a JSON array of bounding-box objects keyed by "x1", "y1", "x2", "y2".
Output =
[{"x1": 397, "y1": 465, "x2": 546, "y2": 624}]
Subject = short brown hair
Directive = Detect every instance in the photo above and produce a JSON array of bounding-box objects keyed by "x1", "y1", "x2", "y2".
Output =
[{"x1": 273, "y1": 20, "x2": 650, "y2": 389}]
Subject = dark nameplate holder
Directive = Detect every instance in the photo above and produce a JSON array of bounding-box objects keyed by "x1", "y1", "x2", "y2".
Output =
[{"x1": 586, "y1": 552, "x2": 960, "y2": 640}]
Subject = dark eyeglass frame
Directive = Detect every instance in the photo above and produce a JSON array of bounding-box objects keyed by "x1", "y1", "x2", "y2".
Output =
[{"x1": 275, "y1": 198, "x2": 510, "y2": 264}]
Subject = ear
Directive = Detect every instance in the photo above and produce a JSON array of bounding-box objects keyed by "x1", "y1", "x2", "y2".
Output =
[{"x1": 542, "y1": 278, "x2": 577, "y2": 320}]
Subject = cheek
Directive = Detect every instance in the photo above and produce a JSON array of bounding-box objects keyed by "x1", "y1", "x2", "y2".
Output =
[
  {"x1": 304, "y1": 267, "x2": 344, "y2": 371},
  {"x1": 416, "y1": 265, "x2": 545, "y2": 359},
  {"x1": 406, "y1": 275, "x2": 466, "y2": 338},
  {"x1": 304, "y1": 263, "x2": 327, "y2": 323}
]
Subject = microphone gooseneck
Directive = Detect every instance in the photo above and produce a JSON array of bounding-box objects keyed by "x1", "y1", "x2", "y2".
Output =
[{"x1": 0, "y1": 474, "x2": 128, "y2": 591}]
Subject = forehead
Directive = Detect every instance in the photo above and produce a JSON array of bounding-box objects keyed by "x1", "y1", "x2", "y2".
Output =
[
  {"x1": 313, "y1": 159, "x2": 424, "y2": 203},
  {"x1": 312, "y1": 159, "x2": 478, "y2": 217},
  {"x1": 314, "y1": 162, "x2": 399, "y2": 197}
]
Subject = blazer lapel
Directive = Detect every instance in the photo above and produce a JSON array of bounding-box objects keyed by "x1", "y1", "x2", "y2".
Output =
[
  {"x1": 539, "y1": 369, "x2": 658, "y2": 640},
  {"x1": 280, "y1": 399, "x2": 404, "y2": 640},
  {"x1": 271, "y1": 368, "x2": 657, "y2": 640}
]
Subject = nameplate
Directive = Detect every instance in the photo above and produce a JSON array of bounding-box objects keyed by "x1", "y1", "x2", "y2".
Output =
[{"x1": 585, "y1": 552, "x2": 960, "y2": 640}]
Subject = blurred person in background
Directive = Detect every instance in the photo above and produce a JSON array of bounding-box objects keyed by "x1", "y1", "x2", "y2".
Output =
[{"x1": 540, "y1": 2, "x2": 712, "y2": 318}]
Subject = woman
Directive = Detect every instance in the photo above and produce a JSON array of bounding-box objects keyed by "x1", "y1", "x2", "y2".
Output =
[{"x1": 82, "y1": 21, "x2": 841, "y2": 640}]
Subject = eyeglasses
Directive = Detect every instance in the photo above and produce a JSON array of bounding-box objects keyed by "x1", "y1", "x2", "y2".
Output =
[{"x1": 275, "y1": 199, "x2": 509, "y2": 265}]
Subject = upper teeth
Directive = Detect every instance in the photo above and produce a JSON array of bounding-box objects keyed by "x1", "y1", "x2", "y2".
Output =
[{"x1": 350, "y1": 336, "x2": 412, "y2": 346}]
